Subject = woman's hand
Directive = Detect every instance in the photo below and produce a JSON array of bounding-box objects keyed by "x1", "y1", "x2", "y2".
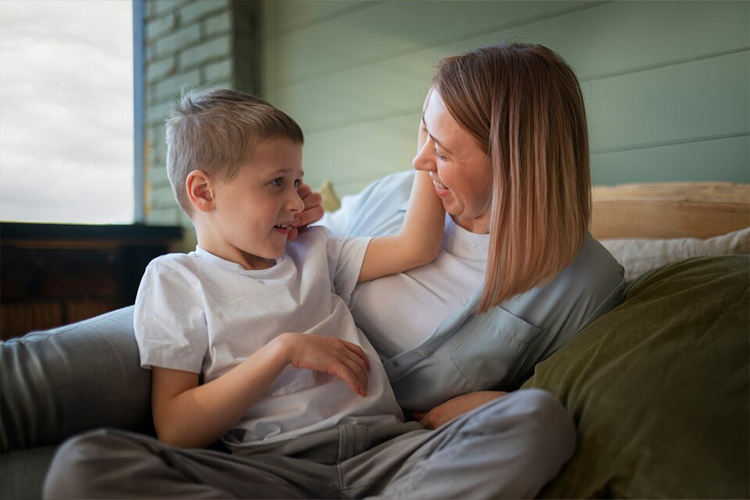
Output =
[
  {"x1": 276, "y1": 333, "x2": 371, "y2": 397},
  {"x1": 412, "y1": 391, "x2": 508, "y2": 429},
  {"x1": 288, "y1": 183, "x2": 324, "y2": 241}
]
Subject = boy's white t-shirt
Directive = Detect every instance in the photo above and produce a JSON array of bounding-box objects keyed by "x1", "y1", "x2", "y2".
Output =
[{"x1": 133, "y1": 227, "x2": 403, "y2": 449}]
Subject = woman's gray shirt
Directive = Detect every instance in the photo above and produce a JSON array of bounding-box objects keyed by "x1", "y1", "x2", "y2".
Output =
[{"x1": 322, "y1": 171, "x2": 625, "y2": 411}]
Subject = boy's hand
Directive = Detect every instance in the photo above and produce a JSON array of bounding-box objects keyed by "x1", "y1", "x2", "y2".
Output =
[
  {"x1": 288, "y1": 183, "x2": 324, "y2": 241},
  {"x1": 276, "y1": 333, "x2": 371, "y2": 396}
]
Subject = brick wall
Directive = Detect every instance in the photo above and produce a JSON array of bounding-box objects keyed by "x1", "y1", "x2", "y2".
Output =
[{"x1": 142, "y1": 0, "x2": 259, "y2": 235}]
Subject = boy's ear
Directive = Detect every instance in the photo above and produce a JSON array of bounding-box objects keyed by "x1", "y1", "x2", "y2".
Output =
[{"x1": 186, "y1": 170, "x2": 216, "y2": 212}]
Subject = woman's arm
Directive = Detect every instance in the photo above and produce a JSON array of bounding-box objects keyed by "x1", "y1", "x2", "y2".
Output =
[
  {"x1": 357, "y1": 170, "x2": 445, "y2": 282},
  {"x1": 357, "y1": 88, "x2": 444, "y2": 283},
  {"x1": 151, "y1": 333, "x2": 371, "y2": 448}
]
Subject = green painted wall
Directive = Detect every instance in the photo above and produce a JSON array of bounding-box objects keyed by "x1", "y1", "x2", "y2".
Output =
[{"x1": 260, "y1": 1, "x2": 749, "y2": 197}]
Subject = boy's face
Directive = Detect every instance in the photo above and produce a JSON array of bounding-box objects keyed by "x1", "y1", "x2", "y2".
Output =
[{"x1": 209, "y1": 138, "x2": 304, "y2": 270}]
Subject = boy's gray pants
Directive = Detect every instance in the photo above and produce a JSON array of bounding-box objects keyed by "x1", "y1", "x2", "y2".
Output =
[{"x1": 43, "y1": 389, "x2": 575, "y2": 499}]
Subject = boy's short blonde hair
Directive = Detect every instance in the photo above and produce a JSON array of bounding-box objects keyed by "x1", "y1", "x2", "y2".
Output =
[{"x1": 165, "y1": 88, "x2": 304, "y2": 215}]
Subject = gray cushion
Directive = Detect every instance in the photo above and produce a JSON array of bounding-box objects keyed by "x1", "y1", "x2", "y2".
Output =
[
  {"x1": 0, "y1": 445, "x2": 57, "y2": 500},
  {"x1": 0, "y1": 306, "x2": 152, "y2": 453}
]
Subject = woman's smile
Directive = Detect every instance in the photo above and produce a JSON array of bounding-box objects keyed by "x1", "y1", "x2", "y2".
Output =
[{"x1": 429, "y1": 172, "x2": 451, "y2": 198}]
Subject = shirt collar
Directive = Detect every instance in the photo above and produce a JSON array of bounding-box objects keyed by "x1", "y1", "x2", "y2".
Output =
[
  {"x1": 442, "y1": 215, "x2": 490, "y2": 262},
  {"x1": 193, "y1": 245, "x2": 286, "y2": 276}
]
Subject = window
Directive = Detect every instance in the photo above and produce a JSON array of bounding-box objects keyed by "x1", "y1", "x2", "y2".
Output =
[{"x1": 0, "y1": 0, "x2": 134, "y2": 224}]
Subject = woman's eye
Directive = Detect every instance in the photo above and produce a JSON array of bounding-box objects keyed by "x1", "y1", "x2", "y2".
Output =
[{"x1": 434, "y1": 148, "x2": 447, "y2": 161}]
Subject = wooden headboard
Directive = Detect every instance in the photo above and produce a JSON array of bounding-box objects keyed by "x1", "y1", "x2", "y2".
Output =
[{"x1": 591, "y1": 182, "x2": 750, "y2": 240}]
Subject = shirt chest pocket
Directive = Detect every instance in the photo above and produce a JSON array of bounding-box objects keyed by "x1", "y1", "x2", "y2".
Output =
[{"x1": 449, "y1": 308, "x2": 547, "y2": 390}]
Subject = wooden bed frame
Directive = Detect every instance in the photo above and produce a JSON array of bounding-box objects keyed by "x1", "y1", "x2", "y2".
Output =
[{"x1": 591, "y1": 182, "x2": 750, "y2": 240}]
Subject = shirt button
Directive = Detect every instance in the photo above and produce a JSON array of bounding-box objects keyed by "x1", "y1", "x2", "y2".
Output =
[
  {"x1": 417, "y1": 350, "x2": 429, "y2": 358},
  {"x1": 392, "y1": 361, "x2": 400, "y2": 368},
  {"x1": 461, "y1": 298, "x2": 469, "y2": 306}
]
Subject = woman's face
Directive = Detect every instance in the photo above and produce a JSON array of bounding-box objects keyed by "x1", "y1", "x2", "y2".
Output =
[{"x1": 413, "y1": 90, "x2": 493, "y2": 234}]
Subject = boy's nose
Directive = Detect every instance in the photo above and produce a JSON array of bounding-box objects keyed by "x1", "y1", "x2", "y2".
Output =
[{"x1": 289, "y1": 190, "x2": 305, "y2": 213}]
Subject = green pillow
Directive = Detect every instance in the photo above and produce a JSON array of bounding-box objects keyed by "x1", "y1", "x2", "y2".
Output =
[{"x1": 522, "y1": 256, "x2": 749, "y2": 499}]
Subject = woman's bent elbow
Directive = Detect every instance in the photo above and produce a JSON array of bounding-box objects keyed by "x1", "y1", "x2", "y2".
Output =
[{"x1": 408, "y1": 242, "x2": 441, "y2": 268}]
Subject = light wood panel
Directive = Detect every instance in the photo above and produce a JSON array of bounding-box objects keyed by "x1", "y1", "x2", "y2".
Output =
[
  {"x1": 591, "y1": 135, "x2": 750, "y2": 185},
  {"x1": 584, "y1": 50, "x2": 749, "y2": 153},
  {"x1": 261, "y1": 1, "x2": 376, "y2": 38},
  {"x1": 294, "y1": 51, "x2": 750, "y2": 190},
  {"x1": 262, "y1": 1, "x2": 592, "y2": 87},
  {"x1": 260, "y1": 0, "x2": 750, "y2": 195},
  {"x1": 301, "y1": 113, "x2": 419, "y2": 192},
  {"x1": 264, "y1": 1, "x2": 749, "y2": 132},
  {"x1": 329, "y1": 135, "x2": 750, "y2": 200},
  {"x1": 591, "y1": 182, "x2": 750, "y2": 239}
]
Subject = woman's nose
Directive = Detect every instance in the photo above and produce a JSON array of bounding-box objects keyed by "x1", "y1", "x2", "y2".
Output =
[{"x1": 412, "y1": 141, "x2": 436, "y2": 172}]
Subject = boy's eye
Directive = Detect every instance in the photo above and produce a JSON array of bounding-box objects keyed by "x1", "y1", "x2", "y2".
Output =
[
  {"x1": 271, "y1": 178, "x2": 283, "y2": 187},
  {"x1": 294, "y1": 179, "x2": 301, "y2": 188}
]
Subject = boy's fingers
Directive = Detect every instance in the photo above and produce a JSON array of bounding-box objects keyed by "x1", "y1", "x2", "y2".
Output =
[
  {"x1": 344, "y1": 342, "x2": 371, "y2": 371},
  {"x1": 295, "y1": 204, "x2": 324, "y2": 228},
  {"x1": 344, "y1": 348, "x2": 368, "y2": 374},
  {"x1": 334, "y1": 364, "x2": 367, "y2": 397},
  {"x1": 340, "y1": 355, "x2": 368, "y2": 391},
  {"x1": 302, "y1": 190, "x2": 322, "y2": 208},
  {"x1": 297, "y1": 182, "x2": 312, "y2": 199},
  {"x1": 290, "y1": 183, "x2": 323, "y2": 230}
]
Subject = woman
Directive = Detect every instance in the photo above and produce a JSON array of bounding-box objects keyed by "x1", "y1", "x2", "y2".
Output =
[
  {"x1": 317, "y1": 42, "x2": 625, "y2": 427},
  {"x1": 44, "y1": 43, "x2": 623, "y2": 499}
]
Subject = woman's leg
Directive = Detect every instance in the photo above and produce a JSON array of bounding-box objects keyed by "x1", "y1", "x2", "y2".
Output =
[
  {"x1": 42, "y1": 428, "x2": 337, "y2": 500},
  {"x1": 345, "y1": 389, "x2": 576, "y2": 499}
]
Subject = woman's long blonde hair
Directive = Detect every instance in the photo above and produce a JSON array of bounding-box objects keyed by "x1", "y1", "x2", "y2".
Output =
[{"x1": 434, "y1": 43, "x2": 591, "y2": 313}]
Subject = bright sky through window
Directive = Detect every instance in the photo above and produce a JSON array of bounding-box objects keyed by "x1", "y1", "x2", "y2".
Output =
[{"x1": 0, "y1": 0, "x2": 134, "y2": 224}]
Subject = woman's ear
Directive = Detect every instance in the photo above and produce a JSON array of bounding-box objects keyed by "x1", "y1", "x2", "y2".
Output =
[{"x1": 186, "y1": 170, "x2": 215, "y2": 212}]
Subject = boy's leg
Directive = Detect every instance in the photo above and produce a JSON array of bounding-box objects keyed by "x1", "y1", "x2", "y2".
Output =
[
  {"x1": 343, "y1": 389, "x2": 576, "y2": 499},
  {"x1": 43, "y1": 428, "x2": 340, "y2": 500},
  {"x1": 44, "y1": 390, "x2": 575, "y2": 499}
]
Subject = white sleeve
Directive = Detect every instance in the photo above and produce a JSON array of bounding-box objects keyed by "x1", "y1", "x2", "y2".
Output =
[
  {"x1": 325, "y1": 232, "x2": 371, "y2": 307},
  {"x1": 133, "y1": 260, "x2": 208, "y2": 373}
]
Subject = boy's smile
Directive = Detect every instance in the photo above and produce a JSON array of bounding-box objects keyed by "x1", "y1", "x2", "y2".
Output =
[{"x1": 196, "y1": 138, "x2": 305, "y2": 270}]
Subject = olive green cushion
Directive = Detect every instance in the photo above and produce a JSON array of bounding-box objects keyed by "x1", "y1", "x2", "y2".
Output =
[{"x1": 523, "y1": 256, "x2": 749, "y2": 499}]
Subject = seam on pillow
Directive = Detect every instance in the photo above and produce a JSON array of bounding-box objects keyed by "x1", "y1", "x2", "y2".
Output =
[{"x1": 576, "y1": 279, "x2": 627, "y2": 335}]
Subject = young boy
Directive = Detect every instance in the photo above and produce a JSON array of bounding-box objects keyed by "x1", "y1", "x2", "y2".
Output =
[
  {"x1": 133, "y1": 88, "x2": 445, "y2": 450},
  {"x1": 42, "y1": 87, "x2": 575, "y2": 500}
]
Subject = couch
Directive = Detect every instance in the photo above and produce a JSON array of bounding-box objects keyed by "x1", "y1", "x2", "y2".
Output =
[{"x1": 2, "y1": 181, "x2": 749, "y2": 499}]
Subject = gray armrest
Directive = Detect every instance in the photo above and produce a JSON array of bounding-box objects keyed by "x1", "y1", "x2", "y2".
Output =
[{"x1": 0, "y1": 307, "x2": 153, "y2": 452}]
